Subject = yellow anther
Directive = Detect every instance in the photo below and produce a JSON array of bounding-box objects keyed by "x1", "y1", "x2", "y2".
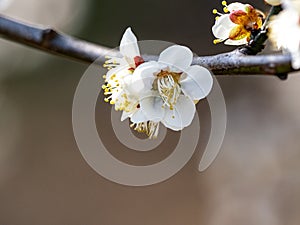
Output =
[
  {"x1": 223, "y1": 7, "x2": 229, "y2": 13},
  {"x1": 215, "y1": 16, "x2": 220, "y2": 20},
  {"x1": 212, "y1": 9, "x2": 218, "y2": 14},
  {"x1": 222, "y1": 1, "x2": 227, "y2": 6},
  {"x1": 107, "y1": 83, "x2": 111, "y2": 87},
  {"x1": 104, "y1": 88, "x2": 109, "y2": 93},
  {"x1": 102, "y1": 75, "x2": 106, "y2": 79},
  {"x1": 102, "y1": 84, "x2": 106, "y2": 89},
  {"x1": 104, "y1": 98, "x2": 109, "y2": 102},
  {"x1": 110, "y1": 100, "x2": 115, "y2": 105},
  {"x1": 213, "y1": 39, "x2": 222, "y2": 44}
]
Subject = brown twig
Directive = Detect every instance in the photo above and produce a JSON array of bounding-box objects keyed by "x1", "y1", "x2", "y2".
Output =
[{"x1": 0, "y1": 13, "x2": 297, "y2": 77}]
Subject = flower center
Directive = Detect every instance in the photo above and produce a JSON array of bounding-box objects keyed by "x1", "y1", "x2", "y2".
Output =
[
  {"x1": 156, "y1": 70, "x2": 182, "y2": 110},
  {"x1": 130, "y1": 121, "x2": 160, "y2": 139}
]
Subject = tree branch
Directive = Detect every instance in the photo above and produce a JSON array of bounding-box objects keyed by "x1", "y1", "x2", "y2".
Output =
[{"x1": 0, "y1": 14, "x2": 298, "y2": 77}]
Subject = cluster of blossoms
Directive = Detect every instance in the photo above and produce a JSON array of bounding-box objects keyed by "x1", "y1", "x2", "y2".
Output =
[
  {"x1": 212, "y1": 1, "x2": 265, "y2": 45},
  {"x1": 212, "y1": 0, "x2": 300, "y2": 69},
  {"x1": 102, "y1": 28, "x2": 213, "y2": 138},
  {"x1": 267, "y1": 0, "x2": 300, "y2": 69}
]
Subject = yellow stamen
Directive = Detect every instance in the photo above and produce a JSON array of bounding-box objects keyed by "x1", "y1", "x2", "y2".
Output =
[
  {"x1": 222, "y1": 1, "x2": 227, "y2": 6},
  {"x1": 223, "y1": 7, "x2": 229, "y2": 13},
  {"x1": 212, "y1": 9, "x2": 218, "y2": 14},
  {"x1": 213, "y1": 39, "x2": 222, "y2": 44}
]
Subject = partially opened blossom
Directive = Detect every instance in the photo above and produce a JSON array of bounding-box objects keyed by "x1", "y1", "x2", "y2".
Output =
[
  {"x1": 269, "y1": 0, "x2": 300, "y2": 69},
  {"x1": 102, "y1": 27, "x2": 145, "y2": 114},
  {"x1": 212, "y1": 1, "x2": 264, "y2": 45}
]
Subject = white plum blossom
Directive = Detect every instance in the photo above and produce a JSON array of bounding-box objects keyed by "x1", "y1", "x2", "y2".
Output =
[
  {"x1": 102, "y1": 28, "x2": 213, "y2": 138},
  {"x1": 269, "y1": 0, "x2": 300, "y2": 69},
  {"x1": 125, "y1": 45, "x2": 213, "y2": 136},
  {"x1": 212, "y1": 1, "x2": 264, "y2": 45}
]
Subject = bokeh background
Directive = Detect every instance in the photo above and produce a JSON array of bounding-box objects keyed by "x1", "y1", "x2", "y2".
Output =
[{"x1": 1, "y1": 0, "x2": 300, "y2": 224}]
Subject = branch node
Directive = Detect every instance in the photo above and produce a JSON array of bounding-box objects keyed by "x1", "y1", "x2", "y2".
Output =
[
  {"x1": 41, "y1": 28, "x2": 58, "y2": 46},
  {"x1": 277, "y1": 73, "x2": 288, "y2": 80}
]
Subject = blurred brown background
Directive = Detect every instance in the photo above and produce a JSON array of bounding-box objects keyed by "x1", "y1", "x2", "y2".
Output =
[{"x1": 1, "y1": 0, "x2": 300, "y2": 224}]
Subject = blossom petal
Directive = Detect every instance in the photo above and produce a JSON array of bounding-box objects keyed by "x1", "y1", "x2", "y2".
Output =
[
  {"x1": 180, "y1": 65, "x2": 213, "y2": 100},
  {"x1": 120, "y1": 27, "x2": 140, "y2": 59},
  {"x1": 264, "y1": 0, "x2": 281, "y2": 6},
  {"x1": 125, "y1": 61, "x2": 159, "y2": 96},
  {"x1": 158, "y1": 45, "x2": 193, "y2": 72},
  {"x1": 105, "y1": 58, "x2": 128, "y2": 80},
  {"x1": 227, "y1": 3, "x2": 247, "y2": 12},
  {"x1": 140, "y1": 94, "x2": 164, "y2": 122},
  {"x1": 121, "y1": 110, "x2": 132, "y2": 121},
  {"x1": 212, "y1": 15, "x2": 236, "y2": 40},
  {"x1": 162, "y1": 95, "x2": 196, "y2": 131},
  {"x1": 130, "y1": 109, "x2": 148, "y2": 123},
  {"x1": 224, "y1": 38, "x2": 248, "y2": 45}
]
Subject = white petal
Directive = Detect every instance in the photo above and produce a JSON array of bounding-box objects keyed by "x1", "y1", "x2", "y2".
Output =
[
  {"x1": 106, "y1": 65, "x2": 128, "y2": 80},
  {"x1": 212, "y1": 15, "x2": 235, "y2": 40},
  {"x1": 0, "y1": 0, "x2": 12, "y2": 10},
  {"x1": 130, "y1": 109, "x2": 148, "y2": 123},
  {"x1": 162, "y1": 95, "x2": 196, "y2": 131},
  {"x1": 121, "y1": 111, "x2": 131, "y2": 121},
  {"x1": 264, "y1": 0, "x2": 281, "y2": 6},
  {"x1": 120, "y1": 27, "x2": 140, "y2": 59},
  {"x1": 227, "y1": 3, "x2": 247, "y2": 12},
  {"x1": 125, "y1": 61, "x2": 159, "y2": 96},
  {"x1": 140, "y1": 94, "x2": 164, "y2": 122},
  {"x1": 224, "y1": 38, "x2": 248, "y2": 45},
  {"x1": 180, "y1": 65, "x2": 213, "y2": 100},
  {"x1": 158, "y1": 45, "x2": 193, "y2": 72},
  {"x1": 291, "y1": 50, "x2": 300, "y2": 69}
]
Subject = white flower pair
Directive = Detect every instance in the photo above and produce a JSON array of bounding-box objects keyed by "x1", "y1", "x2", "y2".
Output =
[{"x1": 102, "y1": 28, "x2": 213, "y2": 138}]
